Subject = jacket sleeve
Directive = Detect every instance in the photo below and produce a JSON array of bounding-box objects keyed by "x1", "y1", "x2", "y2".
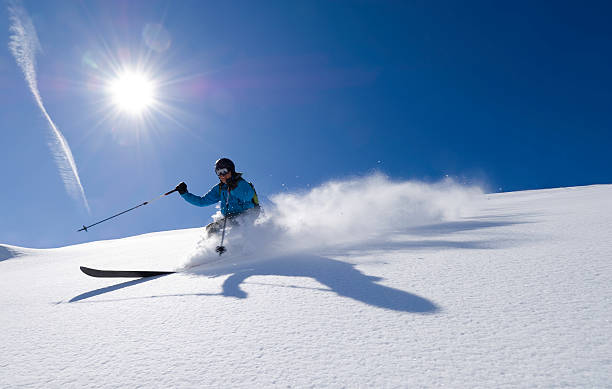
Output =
[{"x1": 180, "y1": 184, "x2": 221, "y2": 207}]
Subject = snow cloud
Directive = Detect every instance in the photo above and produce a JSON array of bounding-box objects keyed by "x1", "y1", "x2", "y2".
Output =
[
  {"x1": 8, "y1": 0, "x2": 90, "y2": 213},
  {"x1": 183, "y1": 174, "x2": 483, "y2": 268}
]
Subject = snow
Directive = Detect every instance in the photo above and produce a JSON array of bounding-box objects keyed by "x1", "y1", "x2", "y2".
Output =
[{"x1": 1, "y1": 182, "x2": 611, "y2": 388}]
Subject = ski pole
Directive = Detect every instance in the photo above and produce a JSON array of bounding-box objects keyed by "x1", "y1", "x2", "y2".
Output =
[
  {"x1": 78, "y1": 188, "x2": 178, "y2": 232},
  {"x1": 216, "y1": 187, "x2": 231, "y2": 255}
]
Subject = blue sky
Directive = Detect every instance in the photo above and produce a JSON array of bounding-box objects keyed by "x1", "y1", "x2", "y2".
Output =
[{"x1": 1, "y1": 0, "x2": 611, "y2": 248}]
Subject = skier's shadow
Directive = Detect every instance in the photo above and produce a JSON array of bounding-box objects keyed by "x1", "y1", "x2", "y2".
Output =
[
  {"x1": 69, "y1": 255, "x2": 439, "y2": 313},
  {"x1": 69, "y1": 276, "x2": 167, "y2": 303},
  {"x1": 195, "y1": 254, "x2": 439, "y2": 314}
]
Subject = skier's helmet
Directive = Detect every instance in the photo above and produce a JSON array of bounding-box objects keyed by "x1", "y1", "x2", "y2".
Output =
[{"x1": 215, "y1": 158, "x2": 235, "y2": 176}]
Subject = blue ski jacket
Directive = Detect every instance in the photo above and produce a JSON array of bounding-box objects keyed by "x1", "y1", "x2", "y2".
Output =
[{"x1": 180, "y1": 174, "x2": 257, "y2": 217}]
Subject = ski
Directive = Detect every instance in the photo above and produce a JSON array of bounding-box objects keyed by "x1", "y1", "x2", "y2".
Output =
[{"x1": 80, "y1": 266, "x2": 175, "y2": 278}]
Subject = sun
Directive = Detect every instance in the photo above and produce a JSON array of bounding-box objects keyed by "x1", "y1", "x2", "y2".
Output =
[{"x1": 108, "y1": 71, "x2": 156, "y2": 115}]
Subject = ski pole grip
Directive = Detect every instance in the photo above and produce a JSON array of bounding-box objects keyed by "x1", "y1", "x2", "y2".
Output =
[{"x1": 164, "y1": 188, "x2": 178, "y2": 196}]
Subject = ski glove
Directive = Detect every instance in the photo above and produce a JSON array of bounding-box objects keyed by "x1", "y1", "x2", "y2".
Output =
[{"x1": 175, "y1": 182, "x2": 188, "y2": 195}]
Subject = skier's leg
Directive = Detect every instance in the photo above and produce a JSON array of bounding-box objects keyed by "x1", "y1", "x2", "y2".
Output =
[
  {"x1": 206, "y1": 211, "x2": 255, "y2": 238},
  {"x1": 229, "y1": 208, "x2": 260, "y2": 228},
  {"x1": 205, "y1": 220, "x2": 223, "y2": 237}
]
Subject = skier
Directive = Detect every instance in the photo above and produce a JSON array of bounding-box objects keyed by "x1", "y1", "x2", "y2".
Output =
[{"x1": 174, "y1": 158, "x2": 260, "y2": 237}]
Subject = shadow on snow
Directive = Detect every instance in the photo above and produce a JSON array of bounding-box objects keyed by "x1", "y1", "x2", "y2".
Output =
[
  {"x1": 68, "y1": 216, "x2": 533, "y2": 310},
  {"x1": 0, "y1": 245, "x2": 20, "y2": 262},
  {"x1": 69, "y1": 275, "x2": 169, "y2": 303},
  {"x1": 403, "y1": 219, "x2": 531, "y2": 236},
  {"x1": 194, "y1": 254, "x2": 439, "y2": 313},
  {"x1": 69, "y1": 254, "x2": 438, "y2": 313}
]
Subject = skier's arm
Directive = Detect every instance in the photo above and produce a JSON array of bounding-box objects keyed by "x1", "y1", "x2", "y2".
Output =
[{"x1": 180, "y1": 184, "x2": 221, "y2": 207}]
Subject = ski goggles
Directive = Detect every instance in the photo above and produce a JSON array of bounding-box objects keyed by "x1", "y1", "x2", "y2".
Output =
[{"x1": 215, "y1": 167, "x2": 230, "y2": 176}]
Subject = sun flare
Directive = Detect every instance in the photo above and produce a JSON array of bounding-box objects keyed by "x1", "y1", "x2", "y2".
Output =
[{"x1": 108, "y1": 71, "x2": 155, "y2": 114}]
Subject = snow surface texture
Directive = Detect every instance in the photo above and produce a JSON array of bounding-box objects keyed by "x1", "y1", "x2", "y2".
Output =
[{"x1": 1, "y1": 182, "x2": 611, "y2": 388}]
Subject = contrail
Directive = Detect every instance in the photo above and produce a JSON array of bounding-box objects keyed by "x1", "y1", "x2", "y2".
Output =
[{"x1": 7, "y1": 1, "x2": 90, "y2": 213}]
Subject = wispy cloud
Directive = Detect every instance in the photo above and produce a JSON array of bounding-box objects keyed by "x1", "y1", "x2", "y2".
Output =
[{"x1": 7, "y1": 0, "x2": 90, "y2": 213}]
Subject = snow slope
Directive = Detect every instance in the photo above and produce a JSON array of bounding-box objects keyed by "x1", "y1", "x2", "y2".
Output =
[{"x1": 1, "y1": 183, "x2": 611, "y2": 388}]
